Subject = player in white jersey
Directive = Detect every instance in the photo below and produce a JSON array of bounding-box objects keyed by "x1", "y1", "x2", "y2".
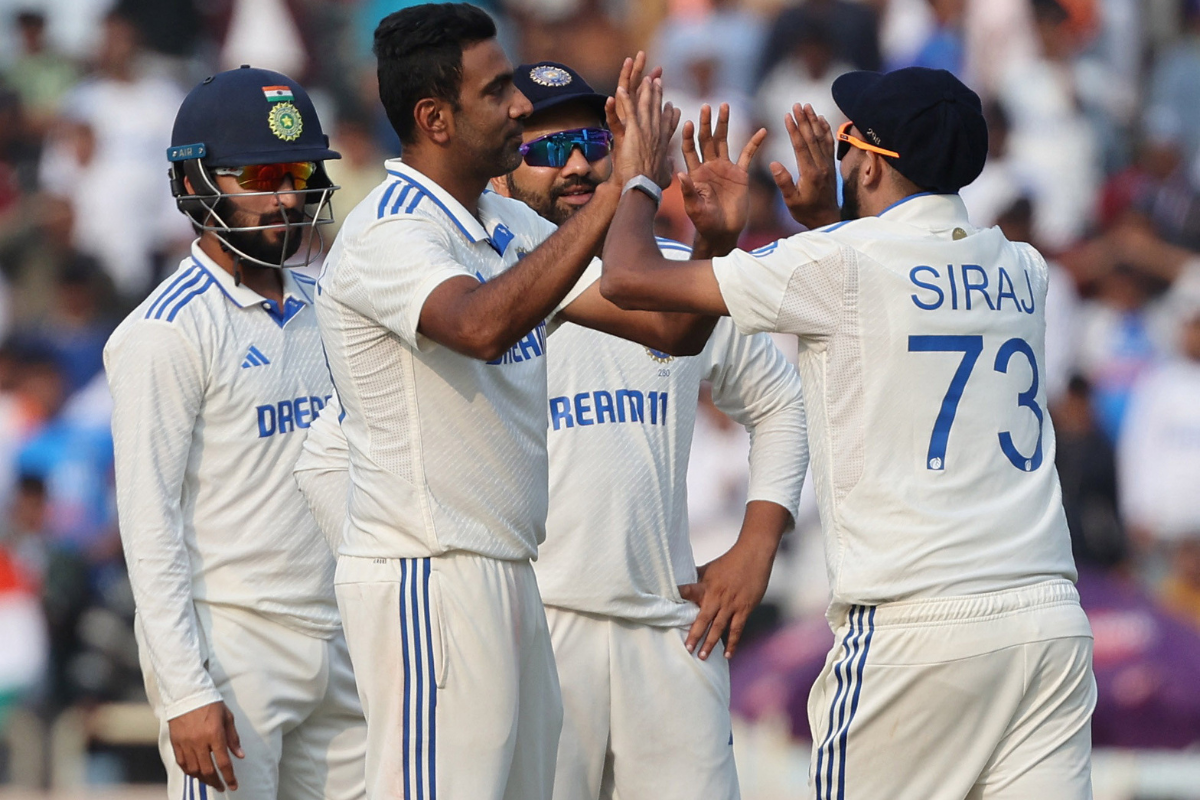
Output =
[
  {"x1": 300, "y1": 60, "x2": 807, "y2": 800},
  {"x1": 315, "y1": 6, "x2": 740, "y2": 798},
  {"x1": 104, "y1": 68, "x2": 366, "y2": 799},
  {"x1": 599, "y1": 67, "x2": 1095, "y2": 799}
]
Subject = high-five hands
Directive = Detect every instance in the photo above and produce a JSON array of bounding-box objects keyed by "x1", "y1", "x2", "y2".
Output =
[
  {"x1": 770, "y1": 103, "x2": 841, "y2": 229},
  {"x1": 607, "y1": 52, "x2": 681, "y2": 190},
  {"x1": 679, "y1": 103, "x2": 768, "y2": 257}
]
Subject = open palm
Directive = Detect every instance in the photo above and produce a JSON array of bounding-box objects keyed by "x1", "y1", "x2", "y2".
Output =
[{"x1": 680, "y1": 104, "x2": 767, "y2": 254}]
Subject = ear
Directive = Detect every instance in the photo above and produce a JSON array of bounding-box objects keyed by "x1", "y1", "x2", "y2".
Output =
[
  {"x1": 413, "y1": 97, "x2": 454, "y2": 146},
  {"x1": 183, "y1": 175, "x2": 195, "y2": 195},
  {"x1": 860, "y1": 152, "x2": 887, "y2": 191},
  {"x1": 489, "y1": 175, "x2": 511, "y2": 197}
]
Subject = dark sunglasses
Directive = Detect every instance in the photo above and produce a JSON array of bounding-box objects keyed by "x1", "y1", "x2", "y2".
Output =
[
  {"x1": 518, "y1": 128, "x2": 613, "y2": 168},
  {"x1": 212, "y1": 161, "x2": 318, "y2": 191}
]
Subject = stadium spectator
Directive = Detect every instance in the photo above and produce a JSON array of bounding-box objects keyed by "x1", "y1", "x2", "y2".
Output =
[
  {"x1": 998, "y1": 0, "x2": 1100, "y2": 250},
  {"x1": 1053, "y1": 376, "x2": 1127, "y2": 569},
  {"x1": 325, "y1": 114, "x2": 387, "y2": 239},
  {"x1": 3, "y1": 9, "x2": 78, "y2": 139},
  {"x1": 1119, "y1": 308, "x2": 1200, "y2": 548},
  {"x1": 650, "y1": 0, "x2": 766, "y2": 96},
  {"x1": 20, "y1": 256, "x2": 115, "y2": 395},
  {"x1": 758, "y1": 0, "x2": 881, "y2": 81},
  {"x1": 901, "y1": 0, "x2": 967, "y2": 75},
  {"x1": 15, "y1": 354, "x2": 116, "y2": 566},
  {"x1": 38, "y1": 9, "x2": 189, "y2": 303},
  {"x1": 754, "y1": 12, "x2": 848, "y2": 173},
  {"x1": 1146, "y1": 0, "x2": 1200, "y2": 165}
]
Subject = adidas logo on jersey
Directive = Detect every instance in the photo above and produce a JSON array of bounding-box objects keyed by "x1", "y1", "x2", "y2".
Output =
[{"x1": 241, "y1": 345, "x2": 271, "y2": 369}]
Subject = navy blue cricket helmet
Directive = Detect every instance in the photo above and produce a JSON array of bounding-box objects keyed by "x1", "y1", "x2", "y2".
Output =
[{"x1": 167, "y1": 66, "x2": 341, "y2": 269}]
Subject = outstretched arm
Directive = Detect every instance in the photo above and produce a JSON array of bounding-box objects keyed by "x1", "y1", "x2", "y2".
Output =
[{"x1": 416, "y1": 54, "x2": 660, "y2": 361}]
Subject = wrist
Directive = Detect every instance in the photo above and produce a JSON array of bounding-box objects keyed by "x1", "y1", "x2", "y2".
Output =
[{"x1": 622, "y1": 174, "x2": 663, "y2": 207}]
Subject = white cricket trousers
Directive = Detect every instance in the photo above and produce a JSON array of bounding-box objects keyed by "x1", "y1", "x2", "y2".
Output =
[
  {"x1": 335, "y1": 552, "x2": 563, "y2": 800},
  {"x1": 807, "y1": 579, "x2": 1096, "y2": 800},
  {"x1": 544, "y1": 607, "x2": 739, "y2": 800},
  {"x1": 139, "y1": 603, "x2": 367, "y2": 800}
]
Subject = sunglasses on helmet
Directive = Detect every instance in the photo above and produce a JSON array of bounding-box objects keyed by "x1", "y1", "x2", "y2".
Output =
[
  {"x1": 212, "y1": 161, "x2": 318, "y2": 192},
  {"x1": 518, "y1": 128, "x2": 613, "y2": 169},
  {"x1": 836, "y1": 121, "x2": 899, "y2": 161}
]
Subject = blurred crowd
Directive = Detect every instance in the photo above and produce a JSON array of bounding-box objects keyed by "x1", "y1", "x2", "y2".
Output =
[{"x1": 0, "y1": 0, "x2": 1199, "y2": 785}]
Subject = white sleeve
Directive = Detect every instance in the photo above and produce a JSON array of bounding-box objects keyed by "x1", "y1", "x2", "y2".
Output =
[
  {"x1": 294, "y1": 396, "x2": 351, "y2": 552},
  {"x1": 710, "y1": 233, "x2": 850, "y2": 341},
  {"x1": 703, "y1": 320, "x2": 808, "y2": 520},
  {"x1": 342, "y1": 217, "x2": 478, "y2": 348},
  {"x1": 104, "y1": 322, "x2": 221, "y2": 720}
]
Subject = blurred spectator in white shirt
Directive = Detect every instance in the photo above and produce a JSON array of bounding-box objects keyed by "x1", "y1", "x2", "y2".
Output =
[
  {"x1": 1119, "y1": 309, "x2": 1200, "y2": 546},
  {"x1": 999, "y1": 0, "x2": 1101, "y2": 250},
  {"x1": 651, "y1": 0, "x2": 766, "y2": 97},
  {"x1": 755, "y1": 13, "x2": 848, "y2": 177},
  {"x1": 38, "y1": 10, "x2": 190, "y2": 304}
]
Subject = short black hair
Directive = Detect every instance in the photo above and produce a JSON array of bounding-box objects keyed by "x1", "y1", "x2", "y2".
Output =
[{"x1": 373, "y1": 3, "x2": 497, "y2": 145}]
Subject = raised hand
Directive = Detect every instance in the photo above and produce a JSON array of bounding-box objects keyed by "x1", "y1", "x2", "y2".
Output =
[
  {"x1": 610, "y1": 71, "x2": 681, "y2": 191},
  {"x1": 770, "y1": 103, "x2": 840, "y2": 229},
  {"x1": 679, "y1": 103, "x2": 768, "y2": 256},
  {"x1": 606, "y1": 52, "x2": 666, "y2": 186}
]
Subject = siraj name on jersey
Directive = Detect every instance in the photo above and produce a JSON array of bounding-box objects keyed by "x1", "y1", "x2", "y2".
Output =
[{"x1": 909, "y1": 264, "x2": 1037, "y2": 313}]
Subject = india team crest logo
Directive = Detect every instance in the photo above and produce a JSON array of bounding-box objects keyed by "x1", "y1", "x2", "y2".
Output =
[
  {"x1": 530, "y1": 65, "x2": 572, "y2": 87},
  {"x1": 645, "y1": 347, "x2": 673, "y2": 364},
  {"x1": 268, "y1": 102, "x2": 303, "y2": 142}
]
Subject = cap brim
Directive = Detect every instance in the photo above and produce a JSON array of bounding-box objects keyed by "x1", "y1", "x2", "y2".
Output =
[
  {"x1": 528, "y1": 92, "x2": 609, "y2": 120},
  {"x1": 206, "y1": 146, "x2": 341, "y2": 167},
  {"x1": 831, "y1": 70, "x2": 883, "y2": 124}
]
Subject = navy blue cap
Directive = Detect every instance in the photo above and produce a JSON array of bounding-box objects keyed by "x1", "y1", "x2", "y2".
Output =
[
  {"x1": 832, "y1": 67, "x2": 987, "y2": 194},
  {"x1": 513, "y1": 62, "x2": 607, "y2": 120},
  {"x1": 168, "y1": 66, "x2": 339, "y2": 167}
]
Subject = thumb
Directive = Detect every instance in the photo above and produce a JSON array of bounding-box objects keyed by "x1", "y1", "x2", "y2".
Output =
[
  {"x1": 224, "y1": 707, "x2": 244, "y2": 758},
  {"x1": 678, "y1": 172, "x2": 697, "y2": 203},
  {"x1": 678, "y1": 582, "x2": 704, "y2": 605},
  {"x1": 770, "y1": 162, "x2": 798, "y2": 203}
]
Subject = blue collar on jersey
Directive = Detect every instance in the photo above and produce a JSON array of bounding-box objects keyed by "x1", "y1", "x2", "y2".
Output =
[
  {"x1": 384, "y1": 159, "x2": 489, "y2": 244},
  {"x1": 189, "y1": 242, "x2": 311, "y2": 327}
]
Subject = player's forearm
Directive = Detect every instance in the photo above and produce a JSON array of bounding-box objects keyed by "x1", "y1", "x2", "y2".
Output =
[
  {"x1": 601, "y1": 191, "x2": 725, "y2": 314},
  {"x1": 119, "y1": 520, "x2": 220, "y2": 716},
  {"x1": 732, "y1": 501, "x2": 791, "y2": 559},
  {"x1": 445, "y1": 183, "x2": 620, "y2": 360}
]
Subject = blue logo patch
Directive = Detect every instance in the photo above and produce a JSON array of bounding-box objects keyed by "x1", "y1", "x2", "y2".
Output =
[{"x1": 241, "y1": 345, "x2": 271, "y2": 369}]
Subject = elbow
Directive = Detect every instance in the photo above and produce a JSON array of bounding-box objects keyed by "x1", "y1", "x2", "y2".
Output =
[
  {"x1": 449, "y1": 319, "x2": 509, "y2": 362},
  {"x1": 656, "y1": 329, "x2": 707, "y2": 357},
  {"x1": 599, "y1": 267, "x2": 643, "y2": 310}
]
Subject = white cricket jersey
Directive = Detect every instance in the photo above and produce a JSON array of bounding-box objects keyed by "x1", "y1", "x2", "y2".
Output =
[
  {"x1": 105, "y1": 242, "x2": 338, "y2": 720},
  {"x1": 711, "y1": 193, "x2": 1077, "y2": 616},
  {"x1": 316, "y1": 159, "x2": 589, "y2": 562},
  {"x1": 536, "y1": 243, "x2": 808, "y2": 627}
]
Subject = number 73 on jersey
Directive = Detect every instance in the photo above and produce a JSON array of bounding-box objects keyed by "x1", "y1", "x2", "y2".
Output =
[{"x1": 908, "y1": 335, "x2": 1043, "y2": 473}]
